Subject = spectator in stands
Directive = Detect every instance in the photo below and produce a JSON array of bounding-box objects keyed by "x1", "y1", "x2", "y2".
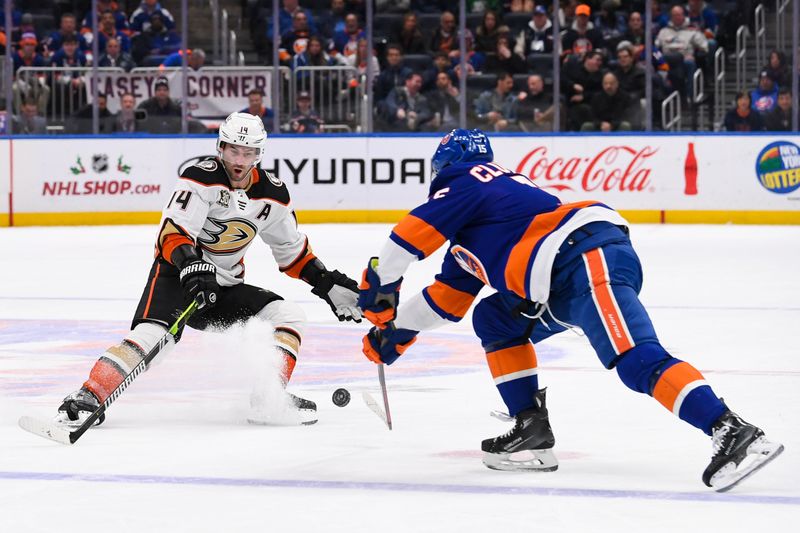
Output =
[
  {"x1": 558, "y1": 0, "x2": 578, "y2": 29},
  {"x1": 517, "y1": 5, "x2": 554, "y2": 57},
  {"x1": 319, "y1": 0, "x2": 347, "y2": 39},
  {"x1": 561, "y1": 50, "x2": 604, "y2": 130},
  {"x1": 161, "y1": 48, "x2": 206, "y2": 69},
  {"x1": 70, "y1": 93, "x2": 115, "y2": 133},
  {"x1": 426, "y1": 71, "x2": 460, "y2": 132},
  {"x1": 723, "y1": 91, "x2": 764, "y2": 132},
  {"x1": 114, "y1": 92, "x2": 142, "y2": 133},
  {"x1": 686, "y1": 0, "x2": 719, "y2": 42},
  {"x1": 131, "y1": 12, "x2": 182, "y2": 64},
  {"x1": 292, "y1": 35, "x2": 337, "y2": 72},
  {"x1": 267, "y1": 0, "x2": 317, "y2": 40},
  {"x1": 375, "y1": 44, "x2": 412, "y2": 101},
  {"x1": 581, "y1": 71, "x2": 634, "y2": 131},
  {"x1": 474, "y1": 72, "x2": 517, "y2": 132},
  {"x1": 137, "y1": 76, "x2": 182, "y2": 133},
  {"x1": 621, "y1": 11, "x2": 646, "y2": 59},
  {"x1": 484, "y1": 35, "x2": 526, "y2": 75},
  {"x1": 430, "y1": 11, "x2": 457, "y2": 55},
  {"x1": 83, "y1": 0, "x2": 129, "y2": 34},
  {"x1": 280, "y1": 11, "x2": 317, "y2": 64},
  {"x1": 656, "y1": 5, "x2": 708, "y2": 100},
  {"x1": 422, "y1": 51, "x2": 453, "y2": 92},
  {"x1": 289, "y1": 91, "x2": 324, "y2": 134},
  {"x1": 474, "y1": 10, "x2": 507, "y2": 54},
  {"x1": 516, "y1": 73, "x2": 556, "y2": 132},
  {"x1": 333, "y1": 13, "x2": 366, "y2": 58},
  {"x1": 592, "y1": 0, "x2": 627, "y2": 50},
  {"x1": 650, "y1": 0, "x2": 670, "y2": 32},
  {"x1": 241, "y1": 88, "x2": 275, "y2": 133},
  {"x1": 562, "y1": 4, "x2": 605, "y2": 58},
  {"x1": 447, "y1": 29, "x2": 485, "y2": 73},
  {"x1": 751, "y1": 70, "x2": 779, "y2": 114},
  {"x1": 12, "y1": 33, "x2": 46, "y2": 73},
  {"x1": 12, "y1": 69, "x2": 50, "y2": 115},
  {"x1": 763, "y1": 89, "x2": 795, "y2": 131},
  {"x1": 98, "y1": 37, "x2": 136, "y2": 71},
  {"x1": 44, "y1": 13, "x2": 89, "y2": 56},
  {"x1": 762, "y1": 50, "x2": 790, "y2": 89},
  {"x1": 13, "y1": 98, "x2": 47, "y2": 134},
  {"x1": 382, "y1": 72, "x2": 432, "y2": 132},
  {"x1": 345, "y1": 38, "x2": 380, "y2": 86},
  {"x1": 94, "y1": 10, "x2": 132, "y2": 54},
  {"x1": 392, "y1": 11, "x2": 426, "y2": 55},
  {"x1": 612, "y1": 42, "x2": 646, "y2": 100},
  {"x1": 130, "y1": 0, "x2": 176, "y2": 32},
  {"x1": 50, "y1": 34, "x2": 88, "y2": 68}
]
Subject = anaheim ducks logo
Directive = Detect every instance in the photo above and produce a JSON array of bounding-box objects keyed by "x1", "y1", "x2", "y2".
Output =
[{"x1": 198, "y1": 218, "x2": 258, "y2": 255}]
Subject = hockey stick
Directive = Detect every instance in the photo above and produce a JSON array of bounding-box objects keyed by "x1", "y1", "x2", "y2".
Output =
[
  {"x1": 361, "y1": 363, "x2": 392, "y2": 430},
  {"x1": 18, "y1": 299, "x2": 200, "y2": 445}
]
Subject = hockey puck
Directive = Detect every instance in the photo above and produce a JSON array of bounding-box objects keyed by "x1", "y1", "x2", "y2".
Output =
[{"x1": 332, "y1": 388, "x2": 351, "y2": 407}]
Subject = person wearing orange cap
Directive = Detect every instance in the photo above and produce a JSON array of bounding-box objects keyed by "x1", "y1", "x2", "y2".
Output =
[{"x1": 562, "y1": 4, "x2": 605, "y2": 58}]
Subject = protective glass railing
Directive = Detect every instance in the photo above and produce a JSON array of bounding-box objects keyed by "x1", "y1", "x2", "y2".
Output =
[{"x1": 2, "y1": 1, "x2": 797, "y2": 135}]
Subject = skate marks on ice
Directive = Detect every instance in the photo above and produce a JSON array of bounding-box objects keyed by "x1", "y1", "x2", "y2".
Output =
[{"x1": 0, "y1": 469, "x2": 797, "y2": 506}]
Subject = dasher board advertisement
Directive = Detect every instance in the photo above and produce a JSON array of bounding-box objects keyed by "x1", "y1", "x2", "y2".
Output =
[{"x1": 5, "y1": 134, "x2": 800, "y2": 226}]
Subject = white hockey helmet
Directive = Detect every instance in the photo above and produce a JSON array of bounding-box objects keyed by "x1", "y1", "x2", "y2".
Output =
[{"x1": 217, "y1": 112, "x2": 267, "y2": 165}]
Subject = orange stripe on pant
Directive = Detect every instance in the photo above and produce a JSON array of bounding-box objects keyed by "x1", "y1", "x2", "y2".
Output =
[
  {"x1": 425, "y1": 280, "x2": 476, "y2": 319},
  {"x1": 392, "y1": 214, "x2": 446, "y2": 258},
  {"x1": 652, "y1": 361, "x2": 707, "y2": 415},
  {"x1": 582, "y1": 248, "x2": 635, "y2": 355},
  {"x1": 486, "y1": 344, "x2": 538, "y2": 385}
]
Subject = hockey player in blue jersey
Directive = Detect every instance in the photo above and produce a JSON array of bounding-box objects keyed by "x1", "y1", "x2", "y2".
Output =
[{"x1": 357, "y1": 128, "x2": 783, "y2": 491}]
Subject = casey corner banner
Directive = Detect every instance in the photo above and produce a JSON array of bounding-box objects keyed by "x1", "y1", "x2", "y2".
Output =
[{"x1": 3, "y1": 134, "x2": 800, "y2": 226}]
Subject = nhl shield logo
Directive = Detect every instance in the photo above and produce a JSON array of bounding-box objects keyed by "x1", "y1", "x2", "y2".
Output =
[
  {"x1": 92, "y1": 154, "x2": 109, "y2": 173},
  {"x1": 218, "y1": 189, "x2": 230, "y2": 208}
]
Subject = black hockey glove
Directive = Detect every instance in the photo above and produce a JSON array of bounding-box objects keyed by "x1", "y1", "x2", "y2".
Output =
[
  {"x1": 300, "y1": 258, "x2": 362, "y2": 322},
  {"x1": 173, "y1": 245, "x2": 220, "y2": 311}
]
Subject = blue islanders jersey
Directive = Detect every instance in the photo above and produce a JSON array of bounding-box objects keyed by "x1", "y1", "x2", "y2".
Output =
[{"x1": 376, "y1": 160, "x2": 628, "y2": 333}]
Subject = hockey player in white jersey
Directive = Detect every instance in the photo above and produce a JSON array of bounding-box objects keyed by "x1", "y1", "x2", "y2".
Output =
[{"x1": 56, "y1": 112, "x2": 362, "y2": 427}]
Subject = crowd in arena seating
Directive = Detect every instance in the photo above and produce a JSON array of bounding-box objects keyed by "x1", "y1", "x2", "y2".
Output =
[{"x1": 1, "y1": 0, "x2": 795, "y2": 134}]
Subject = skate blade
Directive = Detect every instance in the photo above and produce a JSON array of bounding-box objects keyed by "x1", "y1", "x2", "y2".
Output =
[
  {"x1": 483, "y1": 449, "x2": 559, "y2": 472},
  {"x1": 711, "y1": 438, "x2": 785, "y2": 492}
]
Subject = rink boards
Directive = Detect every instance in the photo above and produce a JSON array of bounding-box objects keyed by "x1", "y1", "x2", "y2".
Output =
[{"x1": 1, "y1": 133, "x2": 799, "y2": 226}]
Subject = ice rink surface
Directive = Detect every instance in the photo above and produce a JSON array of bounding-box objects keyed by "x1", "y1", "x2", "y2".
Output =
[{"x1": 0, "y1": 223, "x2": 798, "y2": 533}]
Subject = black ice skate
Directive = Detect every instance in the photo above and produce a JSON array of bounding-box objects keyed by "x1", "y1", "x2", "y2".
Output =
[
  {"x1": 55, "y1": 387, "x2": 105, "y2": 428},
  {"x1": 702, "y1": 409, "x2": 784, "y2": 492},
  {"x1": 247, "y1": 392, "x2": 318, "y2": 426},
  {"x1": 482, "y1": 389, "x2": 558, "y2": 472}
]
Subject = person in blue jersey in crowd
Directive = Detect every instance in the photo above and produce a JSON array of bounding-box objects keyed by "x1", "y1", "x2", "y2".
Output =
[{"x1": 356, "y1": 129, "x2": 783, "y2": 492}]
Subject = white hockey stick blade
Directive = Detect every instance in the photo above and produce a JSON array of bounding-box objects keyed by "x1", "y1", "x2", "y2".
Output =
[
  {"x1": 18, "y1": 416, "x2": 73, "y2": 445},
  {"x1": 362, "y1": 391, "x2": 390, "y2": 429}
]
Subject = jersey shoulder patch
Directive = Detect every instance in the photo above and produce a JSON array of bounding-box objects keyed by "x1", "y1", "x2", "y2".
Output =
[
  {"x1": 180, "y1": 157, "x2": 230, "y2": 188},
  {"x1": 249, "y1": 169, "x2": 291, "y2": 205}
]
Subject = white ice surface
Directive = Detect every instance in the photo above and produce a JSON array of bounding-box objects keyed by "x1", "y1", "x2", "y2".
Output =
[{"x1": 0, "y1": 223, "x2": 798, "y2": 533}]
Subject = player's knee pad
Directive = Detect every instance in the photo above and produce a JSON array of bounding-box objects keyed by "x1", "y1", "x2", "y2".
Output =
[
  {"x1": 125, "y1": 322, "x2": 168, "y2": 354},
  {"x1": 614, "y1": 342, "x2": 677, "y2": 394},
  {"x1": 257, "y1": 299, "x2": 306, "y2": 344}
]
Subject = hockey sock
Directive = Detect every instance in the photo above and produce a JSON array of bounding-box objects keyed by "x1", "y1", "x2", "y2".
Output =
[
  {"x1": 651, "y1": 360, "x2": 727, "y2": 435},
  {"x1": 274, "y1": 327, "x2": 301, "y2": 385},
  {"x1": 485, "y1": 342, "x2": 539, "y2": 417}
]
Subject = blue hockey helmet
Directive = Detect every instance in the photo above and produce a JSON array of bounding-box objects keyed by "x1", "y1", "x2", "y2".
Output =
[{"x1": 431, "y1": 128, "x2": 493, "y2": 177}]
